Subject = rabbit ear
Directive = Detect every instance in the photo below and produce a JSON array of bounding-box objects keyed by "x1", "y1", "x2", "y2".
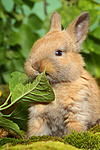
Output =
[
  {"x1": 66, "y1": 12, "x2": 90, "y2": 46},
  {"x1": 50, "y1": 12, "x2": 61, "y2": 32}
]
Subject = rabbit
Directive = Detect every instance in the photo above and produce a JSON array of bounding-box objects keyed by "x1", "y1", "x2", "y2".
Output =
[{"x1": 25, "y1": 12, "x2": 100, "y2": 138}]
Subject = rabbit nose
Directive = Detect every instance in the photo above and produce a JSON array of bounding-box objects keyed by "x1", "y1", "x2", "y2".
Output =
[{"x1": 32, "y1": 61, "x2": 41, "y2": 72}]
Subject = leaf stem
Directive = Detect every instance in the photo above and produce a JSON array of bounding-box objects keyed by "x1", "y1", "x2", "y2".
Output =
[
  {"x1": 0, "y1": 93, "x2": 12, "y2": 108},
  {"x1": 44, "y1": 0, "x2": 48, "y2": 16},
  {"x1": 0, "y1": 99, "x2": 16, "y2": 111}
]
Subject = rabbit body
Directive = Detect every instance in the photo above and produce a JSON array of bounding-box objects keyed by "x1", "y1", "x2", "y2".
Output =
[{"x1": 25, "y1": 12, "x2": 100, "y2": 138}]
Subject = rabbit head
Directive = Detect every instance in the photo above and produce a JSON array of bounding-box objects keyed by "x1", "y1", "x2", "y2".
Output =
[{"x1": 25, "y1": 12, "x2": 90, "y2": 84}]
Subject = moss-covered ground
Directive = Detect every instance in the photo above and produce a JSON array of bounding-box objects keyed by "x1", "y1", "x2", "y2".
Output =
[
  {"x1": 2, "y1": 141, "x2": 80, "y2": 150},
  {"x1": 0, "y1": 125, "x2": 100, "y2": 150}
]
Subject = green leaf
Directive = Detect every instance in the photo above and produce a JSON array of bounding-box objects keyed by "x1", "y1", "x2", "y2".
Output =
[
  {"x1": 82, "y1": 42, "x2": 90, "y2": 54},
  {"x1": 13, "y1": 13, "x2": 24, "y2": 21},
  {"x1": 0, "y1": 19, "x2": 3, "y2": 44},
  {"x1": 5, "y1": 102, "x2": 29, "y2": 131},
  {"x1": 29, "y1": 0, "x2": 45, "y2": 2},
  {"x1": 0, "y1": 47, "x2": 8, "y2": 66},
  {"x1": 22, "y1": 0, "x2": 34, "y2": 9},
  {"x1": 14, "y1": 21, "x2": 22, "y2": 28},
  {"x1": 89, "y1": 9, "x2": 99, "y2": 27},
  {"x1": 89, "y1": 0, "x2": 100, "y2": 5},
  {"x1": 78, "y1": 0, "x2": 99, "y2": 10},
  {"x1": 1, "y1": 70, "x2": 55, "y2": 111},
  {"x1": 18, "y1": 24, "x2": 37, "y2": 58},
  {"x1": 11, "y1": 71, "x2": 55, "y2": 103},
  {"x1": 86, "y1": 35, "x2": 100, "y2": 54},
  {"x1": 91, "y1": 27, "x2": 100, "y2": 40},
  {"x1": 46, "y1": 0, "x2": 62, "y2": 14},
  {"x1": 2, "y1": 72, "x2": 11, "y2": 84},
  {"x1": 12, "y1": 0, "x2": 24, "y2": 5},
  {"x1": 58, "y1": 6, "x2": 80, "y2": 29},
  {"x1": 1, "y1": 0, "x2": 14, "y2": 12},
  {"x1": 82, "y1": 52, "x2": 100, "y2": 78},
  {"x1": 9, "y1": 71, "x2": 29, "y2": 93},
  {"x1": 6, "y1": 30, "x2": 21, "y2": 46},
  {"x1": 0, "y1": 112, "x2": 23, "y2": 138},
  {"x1": 28, "y1": 14, "x2": 43, "y2": 30}
]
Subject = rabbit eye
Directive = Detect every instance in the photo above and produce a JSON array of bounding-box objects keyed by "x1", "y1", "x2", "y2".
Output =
[{"x1": 55, "y1": 50, "x2": 63, "y2": 56}]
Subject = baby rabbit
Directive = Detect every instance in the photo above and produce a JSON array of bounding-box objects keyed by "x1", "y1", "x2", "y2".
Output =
[{"x1": 25, "y1": 12, "x2": 100, "y2": 138}]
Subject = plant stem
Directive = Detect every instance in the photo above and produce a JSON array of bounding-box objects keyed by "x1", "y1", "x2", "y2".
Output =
[
  {"x1": 44, "y1": 0, "x2": 48, "y2": 16},
  {"x1": 0, "y1": 93, "x2": 12, "y2": 108}
]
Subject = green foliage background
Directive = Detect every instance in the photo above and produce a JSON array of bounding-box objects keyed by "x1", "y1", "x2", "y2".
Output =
[{"x1": 0, "y1": 0, "x2": 100, "y2": 84}]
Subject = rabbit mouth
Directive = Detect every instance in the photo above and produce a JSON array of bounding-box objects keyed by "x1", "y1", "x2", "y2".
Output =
[
  {"x1": 45, "y1": 72, "x2": 50, "y2": 80},
  {"x1": 45, "y1": 72, "x2": 49, "y2": 76},
  {"x1": 45, "y1": 73, "x2": 59, "y2": 84},
  {"x1": 45, "y1": 72, "x2": 53, "y2": 83}
]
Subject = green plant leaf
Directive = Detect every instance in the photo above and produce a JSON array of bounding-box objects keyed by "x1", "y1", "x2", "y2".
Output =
[
  {"x1": 18, "y1": 24, "x2": 38, "y2": 58},
  {"x1": 22, "y1": 0, "x2": 34, "y2": 9},
  {"x1": 5, "y1": 102, "x2": 29, "y2": 131},
  {"x1": 6, "y1": 30, "x2": 21, "y2": 46},
  {"x1": 9, "y1": 71, "x2": 29, "y2": 93},
  {"x1": 29, "y1": 0, "x2": 45, "y2": 2},
  {"x1": 0, "y1": 112, "x2": 23, "y2": 138},
  {"x1": 91, "y1": 27, "x2": 100, "y2": 40},
  {"x1": 12, "y1": 0, "x2": 24, "y2": 5},
  {"x1": 89, "y1": 9, "x2": 99, "y2": 27},
  {"x1": 0, "y1": 19, "x2": 3, "y2": 44},
  {"x1": 11, "y1": 71, "x2": 55, "y2": 103},
  {"x1": 1, "y1": 0, "x2": 14, "y2": 12},
  {"x1": 82, "y1": 52, "x2": 100, "y2": 78},
  {"x1": 28, "y1": 14, "x2": 43, "y2": 30},
  {"x1": 1, "y1": 70, "x2": 55, "y2": 111},
  {"x1": 0, "y1": 71, "x2": 29, "y2": 108},
  {"x1": 58, "y1": 5, "x2": 80, "y2": 30},
  {"x1": 85, "y1": 35, "x2": 100, "y2": 54}
]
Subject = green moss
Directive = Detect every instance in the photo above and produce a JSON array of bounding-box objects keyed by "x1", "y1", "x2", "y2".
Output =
[
  {"x1": 2, "y1": 141, "x2": 80, "y2": 150},
  {"x1": 64, "y1": 130, "x2": 100, "y2": 149},
  {"x1": 0, "y1": 137, "x2": 25, "y2": 147},
  {"x1": 0, "y1": 135, "x2": 63, "y2": 149},
  {"x1": 30, "y1": 135, "x2": 63, "y2": 142},
  {"x1": 89, "y1": 124, "x2": 100, "y2": 133},
  {"x1": 29, "y1": 135, "x2": 54, "y2": 142},
  {"x1": 1, "y1": 125, "x2": 100, "y2": 150}
]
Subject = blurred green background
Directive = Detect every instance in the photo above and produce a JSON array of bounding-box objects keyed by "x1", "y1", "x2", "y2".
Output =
[{"x1": 0, "y1": 0, "x2": 100, "y2": 85}]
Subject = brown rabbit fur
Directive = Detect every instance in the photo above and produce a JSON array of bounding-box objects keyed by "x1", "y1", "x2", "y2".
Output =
[{"x1": 25, "y1": 12, "x2": 100, "y2": 138}]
